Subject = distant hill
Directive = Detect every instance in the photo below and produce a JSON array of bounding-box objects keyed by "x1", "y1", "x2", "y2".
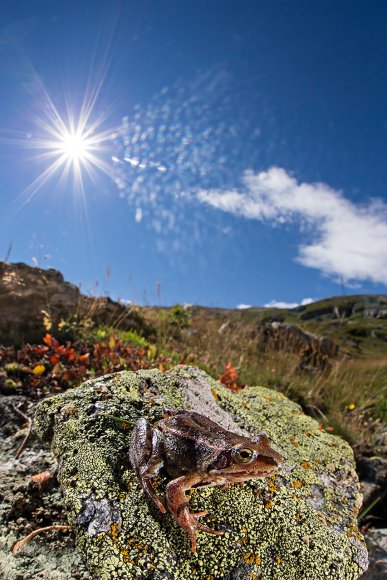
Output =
[
  {"x1": 0, "y1": 261, "x2": 149, "y2": 345},
  {"x1": 143, "y1": 293, "x2": 387, "y2": 362}
]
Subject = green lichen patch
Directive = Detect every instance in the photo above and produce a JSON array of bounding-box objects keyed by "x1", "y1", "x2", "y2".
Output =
[{"x1": 34, "y1": 367, "x2": 368, "y2": 579}]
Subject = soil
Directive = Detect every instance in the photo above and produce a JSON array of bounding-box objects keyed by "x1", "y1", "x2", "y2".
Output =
[{"x1": 0, "y1": 395, "x2": 89, "y2": 579}]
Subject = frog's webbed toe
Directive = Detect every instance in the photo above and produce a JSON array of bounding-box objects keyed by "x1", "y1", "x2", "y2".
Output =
[
  {"x1": 166, "y1": 474, "x2": 224, "y2": 552},
  {"x1": 195, "y1": 519, "x2": 224, "y2": 536},
  {"x1": 191, "y1": 510, "x2": 223, "y2": 535},
  {"x1": 178, "y1": 508, "x2": 224, "y2": 552}
]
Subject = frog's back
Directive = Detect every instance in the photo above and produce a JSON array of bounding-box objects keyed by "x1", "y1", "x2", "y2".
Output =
[{"x1": 158, "y1": 411, "x2": 248, "y2": 477}]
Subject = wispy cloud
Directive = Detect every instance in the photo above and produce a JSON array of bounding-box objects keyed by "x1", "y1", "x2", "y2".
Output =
[
  {"x1": 264, "y1": 298, "x2": 314, "y2": 309},
  {"x1": 197, "y1": 167, "x2": 387, "y2": 285}
]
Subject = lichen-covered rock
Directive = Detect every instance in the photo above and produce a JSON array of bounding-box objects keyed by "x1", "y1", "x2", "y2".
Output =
[{"x1": 34, "y1": 367, "x2": 368, "y2": 579}]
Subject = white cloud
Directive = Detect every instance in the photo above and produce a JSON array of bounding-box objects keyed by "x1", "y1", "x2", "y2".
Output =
[
  {"x1": 264, "y1": 298, "x2": 314, "y2": 309},
  {"x1": 300, "y1": 298, "x2": 314, "y2": 306},
  {"x1": 197, "y1": 167, "x2": 387, "y2": 285},
  {"x1": 236, "y1": 303, "x2": 252, "y2": 309}
]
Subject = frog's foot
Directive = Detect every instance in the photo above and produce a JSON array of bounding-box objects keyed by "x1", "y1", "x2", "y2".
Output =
[
  {"x1": 166, "y1": 475, "x2": 224, "y2": 552},
  {"x1": 183, "y1": 509, "x2": 224, "y2": 552}
]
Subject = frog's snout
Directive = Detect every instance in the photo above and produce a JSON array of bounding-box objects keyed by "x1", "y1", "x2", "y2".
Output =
[{"x1": 266, "y1": 451, "x2": 284, "y2": 468}]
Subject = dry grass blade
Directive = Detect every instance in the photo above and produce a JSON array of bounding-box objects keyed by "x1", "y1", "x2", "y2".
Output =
[
  {"x1": 12, "y1": 404, "x2": 33, "y2": 459},
  {"x1": 12, "y1": 525, "x2": 72, "y2": 555}
]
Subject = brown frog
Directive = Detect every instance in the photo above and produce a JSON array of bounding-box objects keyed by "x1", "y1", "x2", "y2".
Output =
[{"x1": 129, "y1": 410, "x2": 283, "y2": 551}]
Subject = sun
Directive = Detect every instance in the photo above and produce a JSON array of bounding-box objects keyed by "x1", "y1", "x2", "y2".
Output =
[
  {"x1": 7, "y1": 75, "x2": 118, "y2": 210},
  {"x1": 22, "y1": 112, "x2": 114, "y2": 204},
  {"x1": 59, "y1": 130, "x2": 90, "y2": 162},
  {"x1": 13, "y1": 104, "x2": 118, "y2": 210},
  {"x1": 0, "y1": 44, "x2": 123, "y2": 216}
]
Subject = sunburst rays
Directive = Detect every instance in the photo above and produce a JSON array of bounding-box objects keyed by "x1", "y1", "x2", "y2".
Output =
[{"x1": 1, "y1": 46, "x2": 118, "y2": 215}]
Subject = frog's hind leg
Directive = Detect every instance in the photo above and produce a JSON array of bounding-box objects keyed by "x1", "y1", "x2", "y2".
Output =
[{"x1": 129, "y1": 419, "x2": 166, "y2": 513}]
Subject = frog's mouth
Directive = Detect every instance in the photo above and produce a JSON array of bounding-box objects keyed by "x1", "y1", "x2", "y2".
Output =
[
  {"x1": 225, "y1": 466, "x2": 279, "y2": 481},
  {"x1": 206, "y1": 464, "x2": 280, "y2": 484}
]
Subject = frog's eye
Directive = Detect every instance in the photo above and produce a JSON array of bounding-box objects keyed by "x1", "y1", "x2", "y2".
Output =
[{"x1": 232, "y1": 447, "x2": 256, "y2": 464}]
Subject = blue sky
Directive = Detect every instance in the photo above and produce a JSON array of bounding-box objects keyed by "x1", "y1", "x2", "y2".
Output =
[{"x1": 1, "y1": 0, "x2": 387, "y2": 307}]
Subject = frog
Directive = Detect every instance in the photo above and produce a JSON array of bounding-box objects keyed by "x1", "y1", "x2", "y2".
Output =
[{"x1": 129, "y1": 409, "x2": 283, "y2": 551}]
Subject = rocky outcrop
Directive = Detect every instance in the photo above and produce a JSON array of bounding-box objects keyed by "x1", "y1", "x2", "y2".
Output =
[
  {"x1": 255, "y1": 321, "x2": 339, "y2": 370},
  {"x1": 34, "y1": 366, "x2": 368, "y2": 579},
  {"x1": 0, "y1": 262, "x2": 148, "y2": 345},
  {"x1": 296, "y1": 295, "x2": 387, "y2": 321}
]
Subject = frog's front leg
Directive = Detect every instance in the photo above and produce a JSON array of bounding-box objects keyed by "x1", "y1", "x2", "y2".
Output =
[
  {"x1": 166, "y1": 474, "x2": 224, "y2": 552},
  {"x1": 129, "y1": 418, "x2": 166, "y2": 513}
]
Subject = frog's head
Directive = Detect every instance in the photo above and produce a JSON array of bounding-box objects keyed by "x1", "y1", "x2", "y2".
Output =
[{"x1": 208, "y1": 432, "x2": 283, "y2": 482}]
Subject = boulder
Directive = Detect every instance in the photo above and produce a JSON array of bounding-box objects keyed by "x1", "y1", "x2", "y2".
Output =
[
  {"x1": 0, "y1": 262, "x2": 148, "y2": 345},
  {"x1": 35, "y1": 366, "x2": 368, "y2": 579},
  {"x1": 255, "y1": 321, "x2": 339, "y2": 370}
]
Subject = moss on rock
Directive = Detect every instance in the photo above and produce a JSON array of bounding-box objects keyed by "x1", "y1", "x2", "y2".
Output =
[{"x1": 34, "y1": 367, "x2": 368, "y2": 579}]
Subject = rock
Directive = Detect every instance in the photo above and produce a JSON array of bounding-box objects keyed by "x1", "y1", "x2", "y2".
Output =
[
  {"x1": 356, "y1": 450, "x2": 387, "y2": 530},
  {"x1": 254, "y1": 321, "x2": 339, "y2": 370},
  {"x1": 0, "y1": 262, "x2": 149, "y2": 345},
  {"x1": 362, "y1": 528, "x2": 387, "y2": 579},
  {"x1": 296, "y1": 295, "x2": 387, "y2": 321},
  {"x1": 34, "y1": 366, "x2": 368, "y2": 579}
]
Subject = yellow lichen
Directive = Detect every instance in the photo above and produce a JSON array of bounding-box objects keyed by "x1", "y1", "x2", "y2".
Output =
[
  {"x1": 292, "y1": 480, "x2": 302, "y2": 489},
  {"x1": 119, "y1": 548, "x2": 133, "y2": 564},
  {"x1": 110, "y1": 523, "x2": 120, "y2": 543},
  {"x1": 211, "y1": 388, "x2": 219, "y2": 401},
  {"x1": 261, "y1": 394, "x2": 274, "y2": 402},
  {"x1": 242, "y1": 552, "x2": 262, "y2": 565}
]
